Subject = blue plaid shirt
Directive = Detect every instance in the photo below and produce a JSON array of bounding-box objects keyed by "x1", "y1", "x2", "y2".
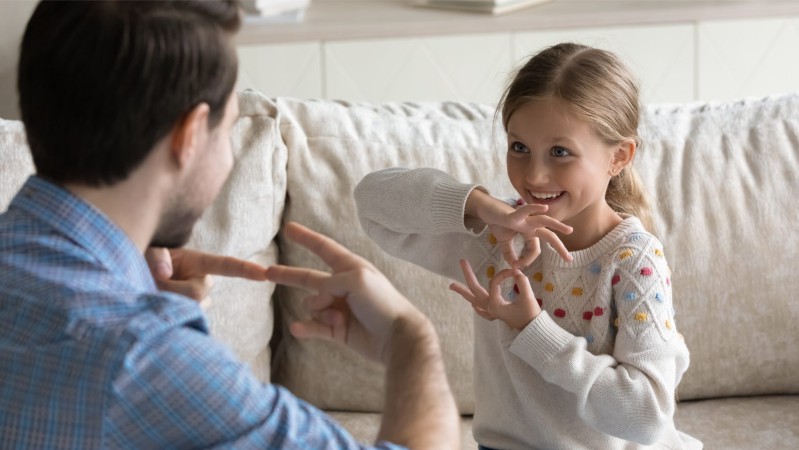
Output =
[{"x1": 0, "y1": 176, "x2": 404, "y2": 450}]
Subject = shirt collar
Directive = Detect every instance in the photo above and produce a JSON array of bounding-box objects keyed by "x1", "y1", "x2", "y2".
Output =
[{"x1": 10, "y1": 175, "x2": 157, "y2": 292}]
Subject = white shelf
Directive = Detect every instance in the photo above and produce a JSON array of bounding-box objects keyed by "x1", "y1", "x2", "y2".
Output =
[{"x1": 236, "y1": 0, "x2": 799, "y2": 45}]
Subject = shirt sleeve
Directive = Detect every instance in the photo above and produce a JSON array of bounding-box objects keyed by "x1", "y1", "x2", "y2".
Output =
[
  {"x1": 354, "y1": 167, "x2": 495, "y2": 284},
  {"x1": 509, "y1": 234, "x2": 690, "y2": 445},
  {"x1": 105, "y1": 321, "x2": 405, "y2": 450}
]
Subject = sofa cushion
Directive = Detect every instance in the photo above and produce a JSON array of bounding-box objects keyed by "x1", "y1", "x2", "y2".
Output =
[
  {"x1": 329, "y1": 395, "x2": 799, "y2": 450},
  {"x1": 187, "y1": 91, "x2": 286, "y2": 381},
  {"x1": 271, "y1": 99, "x2": 514, "y2": 413},
  {"x1": 0, "y1": 91, "x2": 284, "y2": 382},
  {"x1": 674, "y1": 395, "x2": 799, "y2": 448},
  {"x1": 0, "y1": 119, "x2": 32, "y2": 210},
  {"x1": 637, "y1": 94, "x2": 799, "y2": 400}
]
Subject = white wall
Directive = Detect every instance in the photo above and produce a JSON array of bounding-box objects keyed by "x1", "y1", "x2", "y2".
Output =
[{"x1": 0, "y1": 1, "x2": 36, "y2": 120}]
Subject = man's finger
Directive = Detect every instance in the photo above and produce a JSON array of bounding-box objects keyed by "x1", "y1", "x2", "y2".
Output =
[
  {"x1": 186, "y1": 250, "x2": 268, "y2": 280},
  {"x1": 264, "y1": 264, "x2": 330, "y2": 291},
  {"x1": 155, "y1": 275, "x2": 213, "y2": 301},
  {"x1": 284, "y1": 222, "x2": 363, "y2": 272},
  {"x1": 289, "y1": 320, "x2": 335, "y2": 341},
  {"x1": 145, "y1": 247, "x2": 173, "y2": 280}
]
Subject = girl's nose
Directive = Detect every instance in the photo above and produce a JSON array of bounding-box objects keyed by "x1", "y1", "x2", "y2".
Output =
[{"x1": 525, "y1": 162, "x2": 549, "y2": 185}]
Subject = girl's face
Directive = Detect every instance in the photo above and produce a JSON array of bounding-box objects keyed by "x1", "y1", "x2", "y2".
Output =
[{"x1": 506, "y1": 96, "x2": 628, "y2": 243}]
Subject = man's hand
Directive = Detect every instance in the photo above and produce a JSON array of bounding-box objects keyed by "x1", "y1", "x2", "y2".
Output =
[
  {"x1": 145, "y1": 247, "x2": 268, "y2": 302},
  {"x1": 264, "y1": 221, "x2": 460, "y2": 449},
  {"x1": 263, "y1": 221, "x2": 422, "y2": 362},
  {"x1": 450, "y1": 259, "x2": 541, "y2": 330}
]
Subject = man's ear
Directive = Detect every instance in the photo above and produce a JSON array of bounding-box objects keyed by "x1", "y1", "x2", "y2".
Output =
[
  {"x1": 170, "y1": 103, "x2": 210, "y2": 168},
  {"x1": 610, "y1": 139, "x2": 636, "y2": 175}
]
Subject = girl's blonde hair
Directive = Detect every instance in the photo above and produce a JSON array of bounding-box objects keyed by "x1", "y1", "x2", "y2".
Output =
[{"x1": 499, "y1": 42, "x2": 656, "y2": 235}]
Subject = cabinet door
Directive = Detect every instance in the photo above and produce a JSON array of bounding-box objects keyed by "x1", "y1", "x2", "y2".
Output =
[
  {"x1": 324, "y1": 33, "x2": 512, "y2": 104},
  {"x1": 698, "y1": 16, "x2": 799, "y2": 102},
  {"x1": 514, "y1": 24, "x2": 695, "y2": 105},
  {"x1": 237, "y1": 42, "x2": 322, "y2": 99}
]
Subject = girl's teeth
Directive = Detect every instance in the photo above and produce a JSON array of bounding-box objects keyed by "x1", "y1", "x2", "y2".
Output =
[{"x1": 531, "y1": 192, "x2": 562, "y2": 200}]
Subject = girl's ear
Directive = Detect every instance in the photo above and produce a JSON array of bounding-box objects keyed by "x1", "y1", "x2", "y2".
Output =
[
  {"x1": 169, "y1": 103, "x2": 210, "y2": 169},
  {"x1": 610, "y1": 139, "x2": 636, "y2": 175}
]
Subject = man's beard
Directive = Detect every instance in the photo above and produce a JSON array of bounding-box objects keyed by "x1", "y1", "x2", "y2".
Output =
[{"x1": 150, "y1": 202, "x2": 202, "y2": 249}]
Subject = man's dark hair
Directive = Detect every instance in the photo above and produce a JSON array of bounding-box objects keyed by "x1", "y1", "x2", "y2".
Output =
[{"x1": 18, "y1": 0, "x2": 241, "y2": 186}]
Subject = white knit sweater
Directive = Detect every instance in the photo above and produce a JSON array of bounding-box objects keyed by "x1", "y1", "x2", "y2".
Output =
[{"x1": 355, "y1": 168, "x2": 701, "y2": 450}]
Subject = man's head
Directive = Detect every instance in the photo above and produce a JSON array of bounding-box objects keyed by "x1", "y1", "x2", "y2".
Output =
[{"x1": 18, "y1": 0, "x2": 241, "y2": 187}]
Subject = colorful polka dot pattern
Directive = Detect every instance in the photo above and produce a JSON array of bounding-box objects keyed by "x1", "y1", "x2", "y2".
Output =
[{"x1": 510, "y1": 228, "x2": 676, "y2": 351}]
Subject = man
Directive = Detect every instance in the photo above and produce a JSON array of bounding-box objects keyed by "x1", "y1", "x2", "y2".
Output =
[{"x1": 0, "y1": 1, "x2": 459, "y2": 448}]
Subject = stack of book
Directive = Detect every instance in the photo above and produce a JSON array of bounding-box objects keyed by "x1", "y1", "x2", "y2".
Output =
[
  {"x1": 415, "y1": 0, "x2": 552, "y2": 15},
  {"x1": 241, "y1": 0, "x2": 311, "y2": 23}
]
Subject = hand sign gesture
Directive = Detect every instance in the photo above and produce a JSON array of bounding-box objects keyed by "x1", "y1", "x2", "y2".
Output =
[
  {"x1": 264, "y1": 222, "x2": 424, "y2": 362},
  {"x1": 466, "y1": 189, "x2": 573, "y2": 268},
  {"x1": 449, "y1": 259, "x2": 541, "y2": 330}
]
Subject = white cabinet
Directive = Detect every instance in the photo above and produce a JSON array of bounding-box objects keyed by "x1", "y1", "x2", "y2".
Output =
[
  {"x1": 237, "y1": 16, "x2": 799, "y2": 104},
  {"x1": 237, "y1": 42, "x2": 322, "y2": 99},
  {"x1": 697, "y1": 17, "x2": 799, "y2": 101},
  {"x1": 514, "y1": 24, "x2": 695, "y2": 105},
  {"x1": 324, "y1": 33, "x2": 512, "y2": 104}
]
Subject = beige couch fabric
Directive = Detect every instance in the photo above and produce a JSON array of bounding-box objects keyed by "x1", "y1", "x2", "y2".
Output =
[
  {"x1": 188, "y1": 93, "x2": 287, "y2": 382},
  {"x1": 637, "y1": 95, "x2": 799, "y2": 400}
]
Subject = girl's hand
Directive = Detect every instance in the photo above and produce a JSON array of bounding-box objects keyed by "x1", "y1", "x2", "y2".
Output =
[
  {"x1": 467, "y1": 190, "x2": 573, "y2": 267},
  {"x1": 449, "y1": 259, "x2": 541, "y2": 330}
]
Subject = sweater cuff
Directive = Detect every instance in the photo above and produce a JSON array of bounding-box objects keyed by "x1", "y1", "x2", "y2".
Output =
[
  {"x1": 509, "y1": 311, "x2": 575, "y2": 372},
  {"x1": 430, "y1": 180, "x2": 487, "y2": 233}
]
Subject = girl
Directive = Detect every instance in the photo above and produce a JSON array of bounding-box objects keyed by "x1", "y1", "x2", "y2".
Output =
[{"x1": 354, "y1": 43, "x2": 701, "y2": 449}]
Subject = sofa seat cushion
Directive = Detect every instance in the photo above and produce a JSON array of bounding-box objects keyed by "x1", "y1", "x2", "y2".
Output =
[
  {"x1": 329, "y1": 395, "x2": 798, "y2": 449},
  {"x1": 675, "y1": 395, "x2": 799, "y2": 448},
  {"x1": 326, "y1": 411, "x2": 478, "y2": 449}
]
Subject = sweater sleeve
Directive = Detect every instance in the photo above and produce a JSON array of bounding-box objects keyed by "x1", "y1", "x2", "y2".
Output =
[
  {"x1": 509, "y1": 234, "x2": 690, "y2": 445},
  {"x1": 354, "y1": 167, "x2": 496, "y2": 284}
]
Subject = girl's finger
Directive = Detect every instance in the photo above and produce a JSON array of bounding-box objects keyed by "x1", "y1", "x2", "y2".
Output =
[
  {"x1": 509, "y1": 203, "x2": 549, "y2": 219},
  {"x1": 487, "y1": 282, "x2": 510, "y2": 314},
  {"x1": 524, "y1": 214, "x2": 574, "y2": 235},
  {"x1": 512, "y1": 268, "x2": 535, "y2": 298},
  {"x1": 534, "y1": 227, "x2": 573, "y2": 262},
  {"x1": 459, "y1": 259, "x2": 488, "y2": 297},
  {"x1": 516, "y1": 237, "x2": 541, "y2": 268},
  {"x1": 472, "y1": 305, "x2": 496, "y2": 321},
  {"x1": 448, "y1": 282, "x2": 479, "y2": 306},
  {"x1": 500, "y1": 241, "x2": 520, "y2": 268}
]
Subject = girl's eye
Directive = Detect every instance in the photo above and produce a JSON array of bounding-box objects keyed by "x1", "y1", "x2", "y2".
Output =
[
  {"x1": 551, "y1": 146, "x2": 570, "y2": 157},
  {"x1": 510, "y1": 142, "x2": 529, "y2": 153}
]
